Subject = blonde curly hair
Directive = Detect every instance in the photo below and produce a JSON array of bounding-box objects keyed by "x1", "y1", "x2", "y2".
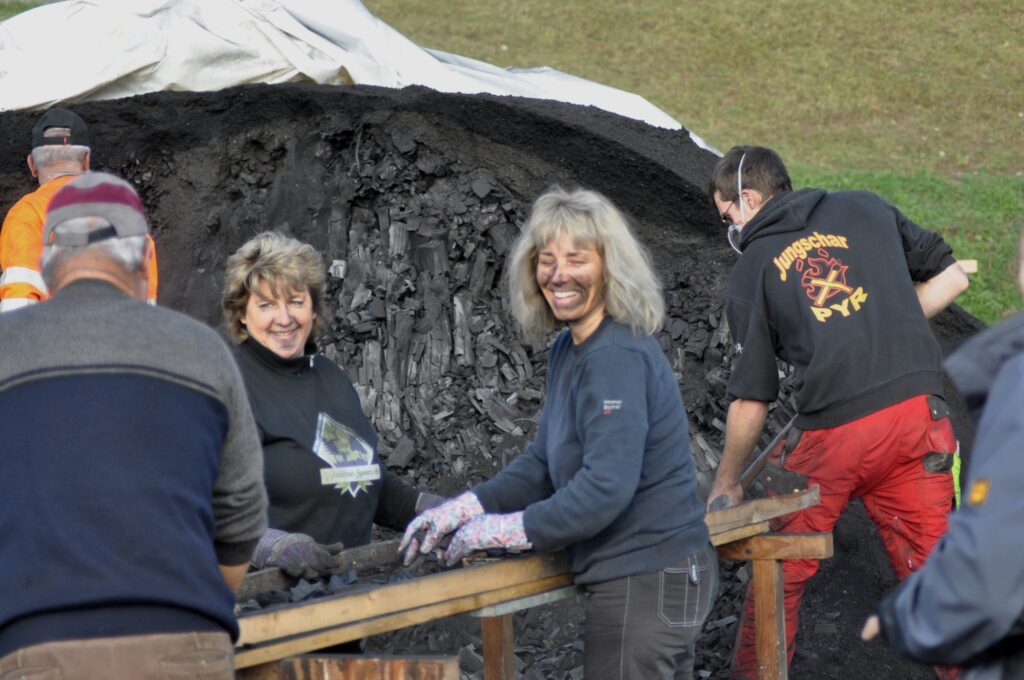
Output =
[{"x1": 506, "y1": 187, "x2": 664, "y2": 342}]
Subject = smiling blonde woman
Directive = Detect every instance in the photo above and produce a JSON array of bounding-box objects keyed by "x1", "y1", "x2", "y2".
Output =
[{"x1": 400, "y1": 187, "x2": 717, "y2": 680}]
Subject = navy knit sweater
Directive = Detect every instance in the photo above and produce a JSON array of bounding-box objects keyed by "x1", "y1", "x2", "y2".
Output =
[{"x1": 0, "y1": 280, "x2": 267, "y2": 656}]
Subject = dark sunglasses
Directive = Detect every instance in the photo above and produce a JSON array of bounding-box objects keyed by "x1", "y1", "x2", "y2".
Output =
[{"x1": 719, "y1": 201, "x2": 734, "y2": 225}]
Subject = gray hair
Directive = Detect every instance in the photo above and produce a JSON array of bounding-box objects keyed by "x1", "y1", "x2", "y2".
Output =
[
  {"x1": 30, "y1": 144, "x2": 89, "y2": 171},
  {"x1": 507, "y1": 187, "x2": 664, "y2": 342},
  {"x1": 40, "y1": 217, "x2": 148, "y2": 287}
]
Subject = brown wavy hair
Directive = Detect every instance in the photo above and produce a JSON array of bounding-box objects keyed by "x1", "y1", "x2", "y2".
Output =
[{"x1": 221, "y1": 231, "x2": 326, "y2": 343}]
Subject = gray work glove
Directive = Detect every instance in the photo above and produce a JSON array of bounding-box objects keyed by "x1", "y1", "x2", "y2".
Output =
[
  {"x1": 415, "y1": 492, "x2": 447, "y2": 514},
  {"x1": 251, "y1": 528, "x2": 344, "y2": 579}
]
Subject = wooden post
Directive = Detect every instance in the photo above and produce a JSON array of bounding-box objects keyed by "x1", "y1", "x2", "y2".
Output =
[
  {"x1": 718, "y1": 533, "x2": 833, "y2": 680},
  {"x1": 752, "y1": 559, "x2": 787, "y2": 680},
  {"x1": 481, "y1": 614, "x2": 515, "y2": 680}
]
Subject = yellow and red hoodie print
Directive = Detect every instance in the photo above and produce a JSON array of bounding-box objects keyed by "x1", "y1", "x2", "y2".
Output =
[{"x1": 772, "y1": 231, "x2": 868, "y2": 324}]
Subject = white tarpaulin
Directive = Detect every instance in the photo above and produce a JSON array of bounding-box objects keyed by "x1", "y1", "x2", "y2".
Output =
[{"x1": 0, "y1": 0, "x2": 713, "y2": 149}]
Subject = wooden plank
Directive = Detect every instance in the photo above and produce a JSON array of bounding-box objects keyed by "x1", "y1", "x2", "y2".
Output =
[
  {"x1": 711, "y1": 521, "x2": 770, "y2": 547},
  {"x1": 235, "y1": 574, "x2": 572, "y2": 668},
  {"x1": 957, "y1": 259, "x2": 978, "y2": 274},
  {"x1": 466, "y1": 585, "x2": 579, "y2": 618},
  {"x1": 238, "y1": 656, "x2": 459, "y2": 680},
  {"x1": 706, "y1": 487, "x2": 820, "y2": 537},
  {"x1": 237, "y1": 539, "x2": 403, "y2": 601},
  {"x1": 481, "y1": 615, "x2": 515, "y2": 680},
  {"x1": 753, "y1": 559, "x2": 787, "y2": 680},
  {"x1": 716, "y1": 533, "x2": 833, "y2": 562},
  {"x1": 238, "y1": 553, "x2": 570, "y2": 646}
]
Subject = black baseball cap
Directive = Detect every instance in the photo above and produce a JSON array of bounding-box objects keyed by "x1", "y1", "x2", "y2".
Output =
[{"x1": 31, "y1": 108, "x2": 90, "y2": 149}]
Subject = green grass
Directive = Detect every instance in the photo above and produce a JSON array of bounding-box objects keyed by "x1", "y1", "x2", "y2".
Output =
[
  {"x1": 0, "y1": 2, "x2": 38, "y2": 20},
  {"x1": 5, "y1": 1, "x2": 1021, "y2": 321},
  {"x1": 362, "y1": 0, "x2": 1024, "y2": 324}
]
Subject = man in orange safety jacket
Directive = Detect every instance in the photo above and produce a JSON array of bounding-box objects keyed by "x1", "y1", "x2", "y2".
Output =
[{"x1": 0, "y1": 108, "x2": 158, "y2": 311}]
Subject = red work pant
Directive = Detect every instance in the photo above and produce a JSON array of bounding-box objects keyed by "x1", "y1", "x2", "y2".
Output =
[{"x1": 730, "y1": 394, "x2": 955, "y2": 679}]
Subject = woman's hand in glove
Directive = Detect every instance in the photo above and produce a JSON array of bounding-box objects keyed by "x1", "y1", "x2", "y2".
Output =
[
  {"x1": 443, "y1": 512, "x2": 532, "y2": 566},
  {"x1": 399, "y1": 491, "x2": 483, "y2": 565},
  {"x1": 251, "y1": 528, "x2": 345, "y2": 579}
]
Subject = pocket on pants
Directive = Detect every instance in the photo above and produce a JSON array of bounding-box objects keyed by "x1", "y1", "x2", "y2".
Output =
[
  {"x1": 657, "y1": 547, "x2": 718, "y2": 627},
  {"x1": 924, "y1": 416, "x2": 956, "y2": 457}
]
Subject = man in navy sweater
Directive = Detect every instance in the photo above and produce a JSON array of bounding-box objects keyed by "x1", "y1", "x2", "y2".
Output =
[{"x1": 0, "y1": 172, "x2": 267, "y2": 679}]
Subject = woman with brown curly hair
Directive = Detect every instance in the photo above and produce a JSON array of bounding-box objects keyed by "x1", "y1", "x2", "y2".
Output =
[{"x1": 223, "y1": 231, "x2": 441, "y2": 580}]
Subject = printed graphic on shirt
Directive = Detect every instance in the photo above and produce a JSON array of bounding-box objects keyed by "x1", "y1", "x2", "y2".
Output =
[
  {"x1": 313, "y1": 412, "x2": 380, "y2": 497},
  {"x1": 798, "y1": 250, "x2": 868, "y2": 323},
  {"x1": 771, "y1": 234, "x2": 869, "y2": 324},
  {"x1": 772, "y1": 232, "x2": 849, "y2": 282},
  {"x1": 602, "y1": 399, "x2": 622, "y2": 415}
]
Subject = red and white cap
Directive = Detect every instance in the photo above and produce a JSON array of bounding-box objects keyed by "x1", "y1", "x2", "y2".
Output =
[{"x1": 43, "y1": 172, "x2": 149, "y2": 247}]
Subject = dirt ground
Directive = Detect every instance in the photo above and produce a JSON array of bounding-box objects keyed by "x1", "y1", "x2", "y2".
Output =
[{"x1": 0, "y1": 84, "x2": 984, "y2": 679}]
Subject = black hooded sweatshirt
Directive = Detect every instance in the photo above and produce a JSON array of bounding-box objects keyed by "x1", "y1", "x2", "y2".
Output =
[{"x1": 725, "y1": 188, "x2": 957, "y2": 429}]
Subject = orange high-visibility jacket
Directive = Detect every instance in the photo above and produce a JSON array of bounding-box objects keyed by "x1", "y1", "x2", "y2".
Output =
[{"x1": 0, "y1": 176, "x2": 159, "y2": 310}]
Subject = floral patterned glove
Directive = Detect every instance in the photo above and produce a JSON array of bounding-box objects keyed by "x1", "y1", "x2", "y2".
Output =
[
  {"x1": 399, "y1": 491, "x2": 484, "y2": 565},
  {"x1": 442, "y1": 512, "x2": 532, "y2": 566}
]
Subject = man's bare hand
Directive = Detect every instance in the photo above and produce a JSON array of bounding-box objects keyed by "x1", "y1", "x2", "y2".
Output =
[
  {"x1": 861, "y1": 615, "x2": 880, "y2": 641},
  {"x1": 707, "y1": 479, "x2": 744, "y2": 511}
]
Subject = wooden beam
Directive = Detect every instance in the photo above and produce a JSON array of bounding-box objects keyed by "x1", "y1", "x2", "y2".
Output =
[
  {"x1": 237, "y1": 539, "x2": 403, "y2": 601},
  {"x1": 239, "y1": 552, "x2": 569, "y2": 645},
  {"x1": 235, "y1": 574, "x2": 571, "y2": 668},
  {"x1": 706, "y1": 487, "x2": 820, "y2": 537},
  {"x1": 753, "y1": 559, "x2": 787, "y2": 680},
  {"x1": 711, "y1": 521, "x2": 770, "y2": 547},
  {"x1": 466, "y1": 585, "x2": 578, "y2": 618},
  {"x1": 716, "y1": 533, "x2": 833, "y2": 561},
  {"x1": 481, "y1": 614, "x2": 515, "y2": 680},
  {"x1": 237, "y1": 655, "x2": 459, "y2": 679}
]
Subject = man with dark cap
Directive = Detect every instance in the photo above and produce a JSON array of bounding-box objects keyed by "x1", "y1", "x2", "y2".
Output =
[
  {"x1": 0, "y1": 107, "x2": 158, "y2": 310},
  {"x1": 0, "y1": 172, "x2": 267, "y2": 679}
]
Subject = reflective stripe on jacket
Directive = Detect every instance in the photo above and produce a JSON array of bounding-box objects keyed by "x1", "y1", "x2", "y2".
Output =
[{"x1": 0, "y1": 176, "x2": 159, "y2": 308}]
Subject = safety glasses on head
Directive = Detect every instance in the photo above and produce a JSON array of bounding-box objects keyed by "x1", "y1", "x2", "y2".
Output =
[{"x1": 726, "y1": 152, "x2": 747, "y2": 254}]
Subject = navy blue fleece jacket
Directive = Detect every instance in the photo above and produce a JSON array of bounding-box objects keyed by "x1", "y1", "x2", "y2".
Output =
[{"x1": 472, "y1": 318, "x2": 709, "y2": 584}]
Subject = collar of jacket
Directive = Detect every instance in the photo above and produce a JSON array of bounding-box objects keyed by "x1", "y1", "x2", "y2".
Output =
[
  {"x1": 241, "y1": 336, "x2": 317, "y2": 376},
  {"x1": 53, "y1": 277, "x2": 131, "y2": 302},
  {"x1": 943, "y1": 311, "x2": 1024, "y2": 423}
]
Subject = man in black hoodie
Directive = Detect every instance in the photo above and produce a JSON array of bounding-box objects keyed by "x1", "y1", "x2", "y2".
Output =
[{"x1": 705, "y1": 146, "x2": 969, "y2": 679}]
